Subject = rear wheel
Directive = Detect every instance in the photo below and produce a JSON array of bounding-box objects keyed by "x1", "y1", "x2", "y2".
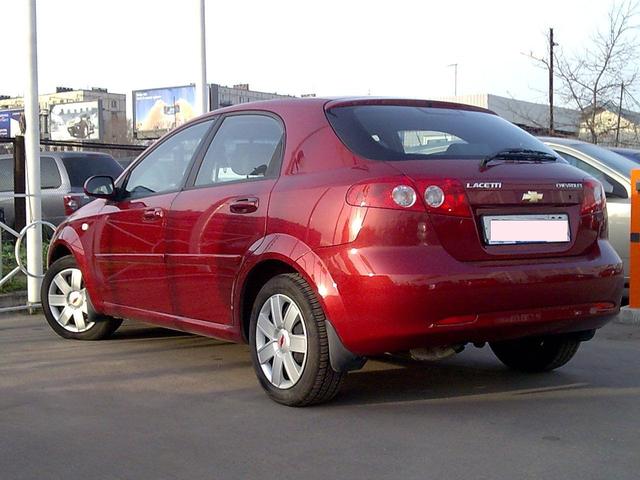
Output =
[
  {"x1": 41, "y1": 256, "x2": 121, "y2": 340},
  {"x1": 490, "y1": 335, "x2": 580, "y2": 372},
  {"x1": 249, "y1": 273, "x2": 344, "y2": 406}
]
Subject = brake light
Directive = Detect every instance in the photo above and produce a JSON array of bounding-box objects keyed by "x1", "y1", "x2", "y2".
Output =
[
  {"x1": 416, "y1": 179, "x2": 472, "y2": 217},
  {"x1": 581, "y1": 179, "x2": 606, "y2": 215},
  {"x1": 63, "y1": 194, "x2": 83, "y2": 216},
  {"x1": 346, "y1": 177, "x2": 423, "y2": 211}
]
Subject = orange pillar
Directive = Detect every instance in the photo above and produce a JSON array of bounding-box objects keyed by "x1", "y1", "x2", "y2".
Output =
[{"x1": 629, "y1": 169, "x2": 640, "y2": 308}]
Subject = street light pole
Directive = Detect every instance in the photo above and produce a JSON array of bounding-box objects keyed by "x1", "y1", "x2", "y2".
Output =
[
  {"x1": 195, "y1": 0, "x2": 208, "y2": 115},
  {"x1": 25, "y1": 0, "x2": 43, "y2": 305},
  {"x1": 448, "y1": 63, "x2": 458, "y2": 96},
  {"x1": 549, "y1": 27, "x2": 557, "y2": 135}
]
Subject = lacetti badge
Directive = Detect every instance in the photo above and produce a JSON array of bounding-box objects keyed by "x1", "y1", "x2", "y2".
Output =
[
  {"x1": 522, "y1": 191, "x2": 544, "y2": 202},
  {"x1": 465, "y1": 182, "x2": 502, "y2": 189}
]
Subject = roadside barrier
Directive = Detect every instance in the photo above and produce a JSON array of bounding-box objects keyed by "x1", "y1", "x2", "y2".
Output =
[
  {"x1": 629, "y1": 169, "x2": 640, "y2": 308},
  {"x1": 619, "y1": 169, "x2": 640, "y2": 324}
]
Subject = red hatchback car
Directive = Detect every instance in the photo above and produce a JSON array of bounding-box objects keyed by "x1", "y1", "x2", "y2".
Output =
[{"x1": 42, "y1": 98, "x2": 624, "y2": 406}]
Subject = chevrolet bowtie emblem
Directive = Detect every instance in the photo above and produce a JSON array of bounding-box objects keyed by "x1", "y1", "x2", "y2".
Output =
[{"x1": 522, "y1": 191, "x2": 544, "y2": 202}]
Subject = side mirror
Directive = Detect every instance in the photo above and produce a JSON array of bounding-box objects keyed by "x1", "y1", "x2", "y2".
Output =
[{"x1": 84, "y1": 175, "x2": 116, "y2": 199}]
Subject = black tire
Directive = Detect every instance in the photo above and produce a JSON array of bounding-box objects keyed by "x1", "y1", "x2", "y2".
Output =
[
  {"x1": 41, "y1": 255, "x2": 122, "y2": 341},
  {"x1": 490, "y1": 335, "x2": 580, "y2": 373},
  {"x1": 249, "y1": 273, "x2": 344, "y2": 406}
]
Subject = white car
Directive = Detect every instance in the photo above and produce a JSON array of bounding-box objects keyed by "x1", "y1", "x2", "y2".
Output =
[{"x1": 541, "y1": 137, "x2": 637, "y2": 296}]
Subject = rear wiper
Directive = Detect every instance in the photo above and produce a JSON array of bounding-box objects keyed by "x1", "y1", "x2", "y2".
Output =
[{"x1": 480, "y1": 148, "x2": 557, "y2": 169}]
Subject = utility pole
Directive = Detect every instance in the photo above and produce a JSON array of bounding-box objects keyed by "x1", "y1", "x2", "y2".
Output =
[
  {"x1": 448, "y1": 64, "x2": 458, "y2": 96},
  {"x1": 616, "y1": 82, "x2": 625, "y2": 147},
  {"x1": 549, "y1": 28, "x2": 557, "y2": 135},
  {"x1": 195, "y1": 0, "x2": 208, "y2": 115},
  {"x1": 25, "y1": 0, "x2": 43, "y2": 305}
]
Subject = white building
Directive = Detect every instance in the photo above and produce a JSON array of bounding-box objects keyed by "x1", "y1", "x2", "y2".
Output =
[{"x1": 437, "y1": 94, "x2": 581, "y2": 136}]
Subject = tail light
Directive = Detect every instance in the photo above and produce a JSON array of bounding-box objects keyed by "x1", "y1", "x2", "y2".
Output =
[
  {"x1": 346, "y1": 177, "x2": 423, "y2": 211},
  {"x1": 581, "y1": 179, "x2": 607, "y2": 238},
  {"x1": 63, "y1": 194, "x2": 83, "y2": 216},
  {"x1": 346, "y1": 177, "x2": 473, "y2": 217},
  {"x1": 581, "y1": 179, "x2": 606, "y2": 214},
  {"x1": 415, "y1": 179, "x2": 472, "y2": 217}
]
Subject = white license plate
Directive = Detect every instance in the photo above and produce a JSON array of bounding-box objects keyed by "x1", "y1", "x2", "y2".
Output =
[{"x1": 483, "y1": 214, "x2": 570, "y2": 245}]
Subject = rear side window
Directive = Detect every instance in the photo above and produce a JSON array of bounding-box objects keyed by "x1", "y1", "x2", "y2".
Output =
[
  {"x1": 195, "y1": 115, "x2": 283, "y2": 186},
  {"x1": 0, "y1": 157, "x2": 61, "y2": 191},
  {"x1": 62, "y1": 155, "x2": 123, "y2": 188},
  {"x1": 41, "y1": 157, "x2": 62, "y2": 189},
  {"x1": 0, "y1": 158, "x2": 12, "y2": 191},
  {"x1": 326, "y1": 105, "x2": 555, "y2": 161}
]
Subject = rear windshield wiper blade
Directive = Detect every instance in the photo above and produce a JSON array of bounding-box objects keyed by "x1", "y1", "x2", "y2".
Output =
[{"x1": 481, "y1": 148, "x2": 557, "y2": 169}]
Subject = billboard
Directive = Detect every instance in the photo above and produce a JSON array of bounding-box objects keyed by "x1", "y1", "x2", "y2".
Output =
[
  {"x1": 0, "y1": 109, "x2": 24, "y2": 138},
  {"x1": 49, "y1": 101, "x2": 101, "y2": 141},
  {"x1": 133, "y1": 85, "x2": 197, "y2": 139}
]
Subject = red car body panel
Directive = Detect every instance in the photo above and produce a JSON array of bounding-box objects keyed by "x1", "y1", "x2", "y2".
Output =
[{"x1": 48, "y1": 98, "x2": 624, "y2": 362}]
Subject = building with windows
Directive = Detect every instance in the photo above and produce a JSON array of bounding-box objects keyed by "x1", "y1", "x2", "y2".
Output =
[
  {"x1": 0, "y1": 87, "x2": 127, "y2": 143},
  {"x1": 209, "y1": 83, "x2": 295, "y2": 110},
  {"x1": 437, "y1": 94, "x2": 581, "y2": 136}
]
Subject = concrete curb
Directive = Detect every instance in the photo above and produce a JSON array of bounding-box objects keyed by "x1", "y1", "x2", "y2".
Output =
[
  {"x1": 614, "y1": 306, "x2": 640, "y2": 325},
  {"x1": 0, "y1": 291, "x2": 28, "y2": 309}
]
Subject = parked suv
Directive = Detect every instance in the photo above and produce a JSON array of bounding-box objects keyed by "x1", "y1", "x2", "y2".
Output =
[
  {"x1": 42, "y1": 98, "x2": 623, "y2": 406},
  {"x1": 0, "y1": 151, "x2": 123, "y2": 228}
]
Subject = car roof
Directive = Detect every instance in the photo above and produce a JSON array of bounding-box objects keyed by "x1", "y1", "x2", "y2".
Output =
[
  {"x1": 610, "y1": 146, "x2": 640, "y2": 154},
  {"x1": 537, "y1": 136, "x2": 586, "y2": 147},
  {"x1": 0, "y1": 151, "x2": 114, "y2": 160},
  {"x1": 201, "y1": 96, "x2": 496, "y2": 118},
  {"x1": 540, "y1": 136, "x2": 638, "y2": 177}
]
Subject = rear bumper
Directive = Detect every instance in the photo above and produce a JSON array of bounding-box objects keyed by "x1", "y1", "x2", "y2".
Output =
[{"x1": 315, "y1": 240, "x2": 624, "y2": 355}]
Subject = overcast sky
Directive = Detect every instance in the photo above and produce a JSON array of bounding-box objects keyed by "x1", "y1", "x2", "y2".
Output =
[{"x1": 2, "y1": 0, "x2": 622, "y2": 113}]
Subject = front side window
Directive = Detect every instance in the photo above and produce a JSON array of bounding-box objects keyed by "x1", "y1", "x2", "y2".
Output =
[
  {"x1": 125, "y1": 120, "x2": 214, "y2": 198},
  {"x1": 326, "y1": 105, "x2": 555, "y2": 161},
  {"x1": 195, "y1": 115, "x2": 283, "y2": 187}
]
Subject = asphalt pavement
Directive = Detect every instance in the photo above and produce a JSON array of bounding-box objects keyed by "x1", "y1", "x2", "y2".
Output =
[{"x1": 1, "y1": 312, "x2": 639, "y2": 480}]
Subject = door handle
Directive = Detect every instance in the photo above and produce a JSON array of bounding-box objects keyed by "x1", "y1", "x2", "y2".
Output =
[
  {"x1": 230, "y1": 197, "x2": 259, "y2": 214},
  {"x1": 142, "y1": 207, "x2": 164, "y2": 221}
]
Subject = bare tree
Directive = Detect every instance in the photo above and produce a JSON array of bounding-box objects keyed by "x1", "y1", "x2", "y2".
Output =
[
  {"x1": 526, "y1": 1, "x2": 639, "y2": 143},
  {"x1": 555, "y1": 1, "x2": 639, "y2": 143}
]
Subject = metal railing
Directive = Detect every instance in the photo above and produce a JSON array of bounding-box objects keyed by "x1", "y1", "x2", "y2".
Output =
[{"x1": 0, "y1": 136, "x2": 146, "y2": 313}]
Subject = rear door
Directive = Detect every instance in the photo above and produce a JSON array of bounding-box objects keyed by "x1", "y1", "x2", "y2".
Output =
[
  {"x1": 93, "y1": 119, "x2": 215, "y2": 315},
  {"x1": 166, "y1": 113, "x2": 284, "y2": 324}
]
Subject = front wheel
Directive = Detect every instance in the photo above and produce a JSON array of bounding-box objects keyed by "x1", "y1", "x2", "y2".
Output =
[
  {"x1": 490, "y1": 335, "x2": 580, "y2": 373},
  {"x1": 249, "y1": 273, "x2": 344, "y2": 406},
  {"x1": 41, "y1": 255, "x2": 122, "y2": 340}
]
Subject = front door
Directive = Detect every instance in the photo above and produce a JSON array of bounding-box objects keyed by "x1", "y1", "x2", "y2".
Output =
[
  {"x1": 166, "y1": 113, "x2": 285, "y2": 324},
  {"x1": 94, "y1": 119, "x2": 215, "y2": 316}
]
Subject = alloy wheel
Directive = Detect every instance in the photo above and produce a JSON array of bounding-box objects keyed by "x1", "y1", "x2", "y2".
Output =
[
  {"x1": 255, "y1": 293, "x2": 308, "y2": 389},
  {"x1": 47, "y1": 267, "x2": 94, "y2": 333}
]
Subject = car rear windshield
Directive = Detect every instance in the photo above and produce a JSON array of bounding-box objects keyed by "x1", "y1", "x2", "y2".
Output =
[
  {"x1": 326, "y1": 105, "x2": 556, "y2": 161},
  {"x1": 61, "y1": 155, "x2": 123, "y2": 188}
]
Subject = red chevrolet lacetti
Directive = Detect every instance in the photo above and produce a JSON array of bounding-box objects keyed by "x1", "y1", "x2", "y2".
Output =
[{"x1": 42, "y1": 98, "x2": 623, "y2": 406}]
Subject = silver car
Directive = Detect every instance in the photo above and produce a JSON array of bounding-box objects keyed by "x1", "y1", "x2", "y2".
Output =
[
  {"x1": 541, "y1": 137, "x2": 637, "y2": 293},
  {"x1": 0, "y1": 151, "x2": 123, "y2": 228}
]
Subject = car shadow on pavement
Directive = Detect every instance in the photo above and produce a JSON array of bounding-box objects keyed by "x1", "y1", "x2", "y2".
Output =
[
  {"x1": 332, "y1": 352, "x2": 597, "y2": 407},
  {"x1": 110, "y1": 325, "x2": 194, "y2": 341}
]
